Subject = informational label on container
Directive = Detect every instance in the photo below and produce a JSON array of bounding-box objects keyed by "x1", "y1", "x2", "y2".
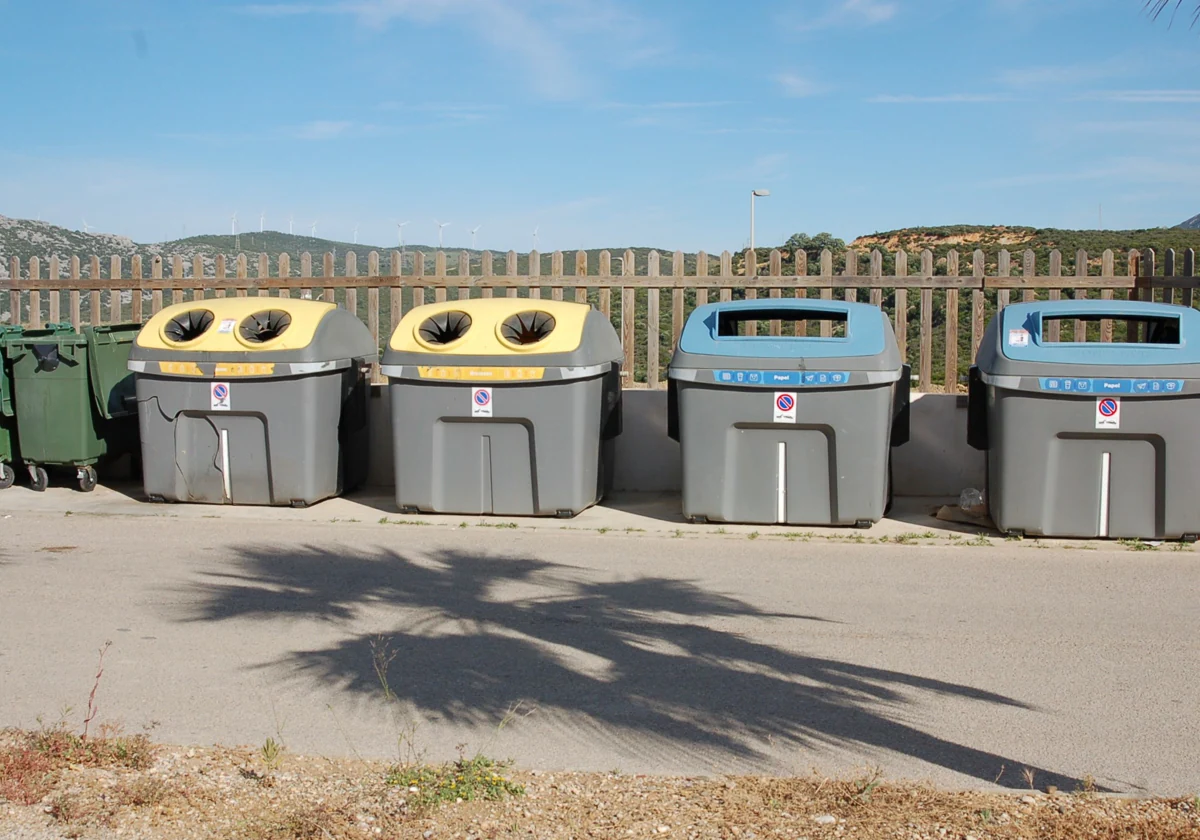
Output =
[
  {"x1": 211, "y1": 381, "x2": 231, "y2": 411},
  {"x1": 773, "y1": 391, "x2": 797, "y2": 423},
  {"x1": 471, "y1": 387, "x2": 493, "y2": 417},
  {"x1": 1095, "y1": 397, "x2": 1120, "y2": 429},
  {"x1": 1008, "y1": 328, "x2": 1030, "y2": 347},
  {"x1": 217, "y1": 319, "x2": 237, "y2": 334}
]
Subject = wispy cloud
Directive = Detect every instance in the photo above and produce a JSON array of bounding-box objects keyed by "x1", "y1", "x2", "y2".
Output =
[
  {"x1": 294, "y1": 120, "x2": 355, "y2": 140},
  {"x1": 979, "y1": 156, "x2": 1200, "y2": 189},
  {"x1": 867, "y1": 93, "x2": 1014, "y2": 103},
  {"x1": 998, "y1": 56, "x2": 1139, "y2": 89},
  {"x1": 776, "y1": 73, "x2": 828, "y2": 98},
  {"x1": 792, "y1": 0, "x2": 899, "y2": 31},
  {"x1": 1073, "y1": 89, "x2": 1200, "y2": 103},
  {"x1": 596, "y1": 100, "x2": 734, "y2": 111},
  {"x1": 240, "y1": 0, "x2": 661, "y2": 99}
]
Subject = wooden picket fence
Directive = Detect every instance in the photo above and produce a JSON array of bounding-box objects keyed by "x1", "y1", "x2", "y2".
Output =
[{"x1": 2, "y1": 246, "x2": 1193, "y2": 391}]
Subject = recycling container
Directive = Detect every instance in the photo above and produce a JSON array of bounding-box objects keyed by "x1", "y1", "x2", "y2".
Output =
[
  {"x1": 0, "y1": 325, "x2": 22, "y2": 489},
  {"x1": 969, "y1": 299, "x2": 1200, "y2": 540},
  {"x1": 4, "y1": 323, "x2": 140, "y2": 492},
  {"x1": 127, "y1": 299, "x2": 376, "y2": 506},
  {"x1": 668, "y1": 299, "x2": 909, "y2": 526},
  {"x1": 381, "y1": 298, "x2": 623, "y2": 517}
]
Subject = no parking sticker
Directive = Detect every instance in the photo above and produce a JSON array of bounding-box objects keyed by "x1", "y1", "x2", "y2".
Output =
[
  {"x1": 471, "y1": 386, "x2": 493, "y2": 418},
  {"x1": 1096, "y1": 397, "x2": 1120, "y2": 429},
  {"x1": 211, "y1": 381, "x2": 231, "y2": 411},
  {"x1": 773, "y1": 391, "x2": 797, "y2": 423}
]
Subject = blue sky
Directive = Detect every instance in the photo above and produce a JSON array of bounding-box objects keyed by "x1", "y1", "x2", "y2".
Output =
[{"x1": 1, "y1": 0, "x2": 1199, "y2": 250}]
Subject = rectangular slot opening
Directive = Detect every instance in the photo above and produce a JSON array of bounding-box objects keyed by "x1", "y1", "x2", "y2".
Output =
[
  {"x1": 717, "y1": 308, "x2": 847, "y2": 338},
  {"x1": 1040, "y1": 314, "x2": 1180, "y2": 344}
]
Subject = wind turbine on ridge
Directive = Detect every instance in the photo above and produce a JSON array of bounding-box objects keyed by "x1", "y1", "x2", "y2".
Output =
[
  {"x1": 396, "y1": 221, "x2": 409, "y2": 251},
  {"x1": 434, "y1": 219, "x2": 450, "y2": 248},
  {"x1": 288, "y1": 215, "x2": 294, "y2": 235},
  {"x1": 259, "y1": 211, "x2": 265, "y2": 233},
  {"x1": 81, "y1": 219, "x2": 90, "y2": 234},
  {"x1": 310, "y1": 221, "x2": 317, "y2": 237},
  {"x1": 231, "y1": 212, "x2": 238, "y2": 236},
  {"x1": 469, "y1": 225, "x2": 481, "y2": 249}
]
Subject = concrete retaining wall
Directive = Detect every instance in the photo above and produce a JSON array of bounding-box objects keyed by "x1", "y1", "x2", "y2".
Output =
[{"x1": 365, "y1": 386, "x2": 984, "y2": 498}]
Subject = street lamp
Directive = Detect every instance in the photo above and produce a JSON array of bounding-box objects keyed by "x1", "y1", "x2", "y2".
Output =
[{"x1": 750, "y1": 189, "x2": 770, "y2": 252}]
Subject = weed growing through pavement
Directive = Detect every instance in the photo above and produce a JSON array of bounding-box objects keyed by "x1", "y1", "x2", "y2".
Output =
[
  {"x1": 892, "y1": 531, "x2": 936, "y2": 545},
  {"x1": 964, "y1": 534, "x2": 992, "y2": 547},
  {"x1": 1118, "y1": 538, "x2": 1156, "y2": 551},
  {"x1": 624, "y1": 527, "x2": 645, "y2": 533},
  {"x1": 747, "y1": 531, "x2": 759, "y2": 541},
  {"x1": 596, "y1": 527, "x2": 610, "y2": 535},
  {"x1": 1022, "y1": 767, "x2": 1036, "y2": 790},
  {"x1": 672, "y1": 529, "x2": 684, "y2": 538}
]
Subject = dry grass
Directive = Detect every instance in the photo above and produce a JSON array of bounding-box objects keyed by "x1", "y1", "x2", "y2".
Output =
[{"x1": 0, "y1": 733, "x2": 1198, "y2": 840}]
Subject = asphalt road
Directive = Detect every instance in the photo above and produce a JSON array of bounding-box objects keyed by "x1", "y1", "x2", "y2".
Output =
[{"x1": 1, "y1": 506, "x2": 1197, "y2": 795}]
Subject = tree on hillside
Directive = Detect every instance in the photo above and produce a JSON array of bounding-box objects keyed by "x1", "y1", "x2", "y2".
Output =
[
  {"x1": 784, "y1": 232, "x2": 847, "y2": 263},
  {"x1": 1146, "y1": 0, "x2": 1200, "y2": 26}
]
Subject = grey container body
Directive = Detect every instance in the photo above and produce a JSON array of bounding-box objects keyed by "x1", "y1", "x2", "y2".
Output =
[
  {"x1": 669, "y1": 300, "x2": 907, "y2": 526},
  {"x1": 672, "y1": 379, "x2": 899, "y2": 525},
  {"x1": 979, "y1": 386, "x2": 1197, "y2": 539},
  {"x1": 970, "y1": 300, "x2": 1200, "y2": 539},
  {"x1": 388, "y1": 369, "x2": 620, "y2": 516},
  {"x1": 135, "y1": 368, "x2": 369, "y2": 506}
]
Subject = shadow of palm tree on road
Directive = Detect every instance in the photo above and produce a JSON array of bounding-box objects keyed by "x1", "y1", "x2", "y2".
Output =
[{"x1": 185, "y1": 543, "x2": 1092, "y2": 790}]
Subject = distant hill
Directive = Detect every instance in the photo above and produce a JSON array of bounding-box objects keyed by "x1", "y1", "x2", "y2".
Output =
[
  {"x1": 1178, "y1": 214, "x2": 1200, "y2": 230},
  {"x1": 0, "y1": 215, "x2": 698, "y2": 279}
]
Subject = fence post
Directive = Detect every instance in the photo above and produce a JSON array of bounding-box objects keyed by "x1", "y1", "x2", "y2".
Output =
[
  {"x1": 647, "y1": 251, "x2": 660, "y2": 386},
  {"x1": 919, "y1": 250, "x2": 933, "y2": 392},
  {"x1": 971, "y1": 250, "x2": 985, "y2": 360},
  {"x1": 944, "y1": 249, "x2": 959, "y2": 391},
  {"x1": 621, "y1": 249, "x2": 636, "y2": 383}
]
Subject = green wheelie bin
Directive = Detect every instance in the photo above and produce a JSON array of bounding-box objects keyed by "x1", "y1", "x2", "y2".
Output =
[
  {"x1": 0, "y1": 325, "x2": 22, "y2": 489},
  {"x1": 5, "y1": 323, "x2": 141, "y2": 491}
]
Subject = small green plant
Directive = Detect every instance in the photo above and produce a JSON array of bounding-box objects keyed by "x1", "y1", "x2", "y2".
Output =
[
  {"x1": 386, "y1": 754, "x2": 524, "y2": 810},
  {"x1": 1118, "y1": 538, "x2": 1156, "y2": 552},
  {"x1": 459, "y1": 521, "x2": 468, "y2": 529},
  {"x1": 1005, "y1": 532, "x2": 1025, "y2": 542},
  {"x1": 747, "y1": 531, "x2": 759, "y2": 541},
  {"x1": 893, "y1": 531, "x2": 936, "y2": 545},
  {"x1": 978, "y1": 808, "x2": 994, "y2": 824},
  {"x1": 714, "y1": 527, "x2": 727, "y2": 535},
  {"x1": 850, "y1": 766, "x2": 884, "y2": 803},
  {"x1": 378, "y1": 516, "x2": 389, "y2": 524},
  {"x1": 672, "y1": 529, "x2": 684, "y2": 538},
  {"x1": 964, "y1": 533, "x2": 992, "y2": 547},
  {"x1": 596, "y1": 527, "x2": 610, "y2": 535},
  {"x1": 260, "y1": 737, "x2": 285, "y2": 773},
  {"x1": 780, "y1": 531, "x2": 814, "y2": 541},
  {"x1": 623, "y1": 527, "x2": 645, "y2": 534}
]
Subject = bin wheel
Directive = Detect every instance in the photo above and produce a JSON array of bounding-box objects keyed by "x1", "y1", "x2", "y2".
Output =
[
  {"x1": 0, "y1": 463, "x2": 14, "y2": 490},
  {"x1": 77, "y1": 466, "x2": 98, "y2": 493},
  {"x1": 28, "y1": 465, "x2": 49, "y2": 493}
]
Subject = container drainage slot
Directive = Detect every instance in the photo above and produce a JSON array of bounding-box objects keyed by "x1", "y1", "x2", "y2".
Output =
[
  {"x1": 501, "y1": 311, "x2": 556, "y2": 345},
  {"x1": 418, "y1": 311, "x2": 473, "y2": 345},
  {"x1": 164, "y1": 310, "x2": 215, "y2": 343},
  {"x1": 239, "y1": 310, "x2": 292, "y2": 343}
]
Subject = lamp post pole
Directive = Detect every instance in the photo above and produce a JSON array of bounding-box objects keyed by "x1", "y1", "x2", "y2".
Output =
[{"x1": 750, "y1": 189, "x2": 770, "y2": 253}]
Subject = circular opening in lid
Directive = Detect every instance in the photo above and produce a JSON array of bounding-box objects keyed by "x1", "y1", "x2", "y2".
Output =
[
  {"x1": 417, "y1": 311, "x2": 473, "y2": 345},
  {"x1": 239, "y1": 310, "x2": 293, "y2": 343},
  {"x1": 499, "y1": 311, "x2": 556, "y2": 346},
  {"x1": 163, "y1": 309, "x2": 215, "y2": 344}
]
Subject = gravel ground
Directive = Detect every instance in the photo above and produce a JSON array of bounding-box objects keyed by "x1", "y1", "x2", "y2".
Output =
[{"x1": 1, "y1": 734, "x2": 1197, "y2": 840}]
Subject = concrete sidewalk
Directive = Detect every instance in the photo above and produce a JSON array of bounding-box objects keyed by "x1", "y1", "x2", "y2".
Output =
[{"x1": 0, "y1": 482, "x2": 979, "y2": 542}]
